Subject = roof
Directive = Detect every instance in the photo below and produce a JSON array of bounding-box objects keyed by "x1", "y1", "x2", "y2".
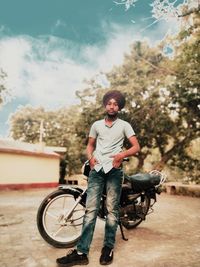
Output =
[{"x1": 0, "y1": 139, "x2": 60, "y2": 159}]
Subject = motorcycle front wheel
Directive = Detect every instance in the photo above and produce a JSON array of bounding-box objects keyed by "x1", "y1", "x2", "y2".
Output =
[{"x1": 37, "y1": 190, "x2": 85, "y2": 248}]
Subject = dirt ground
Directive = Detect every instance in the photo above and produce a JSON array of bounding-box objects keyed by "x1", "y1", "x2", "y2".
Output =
[{"x1": 0, "y1": 188, "x2": 200, "y2": 267}]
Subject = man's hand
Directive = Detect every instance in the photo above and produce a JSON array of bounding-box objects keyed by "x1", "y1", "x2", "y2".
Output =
[
  {"x1": 87, "y1": 137, "x2": 97, "y2": 169},
  {"x1": 89, "y1": 157, "x2": 98, "y2": 169},
  {"x1": 110, "y1": 153, "x2": 124, "y2": 168}
]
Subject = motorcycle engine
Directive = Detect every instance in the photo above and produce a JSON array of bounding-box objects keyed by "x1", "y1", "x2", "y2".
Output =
[
  {"x1": 120, "y1": 204, "x2": 139, "y2": 217},
  {"x1": 120, "y1": 203, "x2": 145, "y2": 221}
]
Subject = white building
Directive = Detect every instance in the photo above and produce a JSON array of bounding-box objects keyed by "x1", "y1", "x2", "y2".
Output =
[{"x1": 0, "y1": 139, "x2": 62, "y2": 189}]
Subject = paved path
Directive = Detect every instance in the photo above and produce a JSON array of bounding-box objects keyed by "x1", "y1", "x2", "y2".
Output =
[{"x1": 0, "y1": 188, "x2": 200, "y2": 267}]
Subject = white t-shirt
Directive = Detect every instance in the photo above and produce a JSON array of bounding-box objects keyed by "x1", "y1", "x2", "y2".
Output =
[{"x1": 89, "y1": 118, "x2": 135, "y2": 173}]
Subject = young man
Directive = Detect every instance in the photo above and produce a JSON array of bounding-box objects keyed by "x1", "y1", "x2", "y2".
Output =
[{"x1": 56, "y1": 90, "x2": 140, "y2": 266}]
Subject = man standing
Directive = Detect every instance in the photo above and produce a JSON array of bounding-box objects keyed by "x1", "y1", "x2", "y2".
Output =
[{"x1": 56, "y1": 90, "x2": 140, "y2": 266}]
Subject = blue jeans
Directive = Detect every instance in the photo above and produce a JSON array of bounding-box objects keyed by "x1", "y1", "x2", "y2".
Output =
[{"x1": 77, "y1": 167, "x2": 123, "y2": 254}]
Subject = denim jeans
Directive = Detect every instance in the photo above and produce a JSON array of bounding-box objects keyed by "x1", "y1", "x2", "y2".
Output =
[{"x1": 77, "y1": 167, "x2": 123, "y2": 254}]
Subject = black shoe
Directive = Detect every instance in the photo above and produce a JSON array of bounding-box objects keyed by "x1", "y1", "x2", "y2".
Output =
[
  {"x1": 56, "y1": 249, "x2": 89, "y2": 267},
  {"x1": 99, "y1": 246, "x2": 113, "y2": 265}
]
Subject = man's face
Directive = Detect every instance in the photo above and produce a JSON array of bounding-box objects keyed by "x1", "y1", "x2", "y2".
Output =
[{"x1": 105, "y1": 98, "x2": 119, "y2": 116}]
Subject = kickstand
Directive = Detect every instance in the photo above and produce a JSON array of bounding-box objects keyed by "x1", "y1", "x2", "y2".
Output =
[{"x1": 119, "y1": 221, "x2": 128, "y2": 241}]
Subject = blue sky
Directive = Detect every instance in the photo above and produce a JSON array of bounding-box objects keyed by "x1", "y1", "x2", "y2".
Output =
[{"x1": 0, "y1": 0, "x2": 186, "y2": 137}]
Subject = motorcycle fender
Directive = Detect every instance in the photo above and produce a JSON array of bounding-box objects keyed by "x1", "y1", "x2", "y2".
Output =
[
  {"x1": 146, "y1": 188, "x2": 157, "y2": 201},
  {"x1": 58, "y1": 186, "x2": 86, "y2": 207},
  {"x1": 59, "y1": 185, "x2": 83, "y2": 197}
]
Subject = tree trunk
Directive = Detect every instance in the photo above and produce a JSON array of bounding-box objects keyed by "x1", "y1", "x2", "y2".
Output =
[
  {"x1": 153, "y1": 135, "x2": 192, "y2": 171},
  {"x1": 136, "y1": 151, "x2": 150, "y2": 171}
]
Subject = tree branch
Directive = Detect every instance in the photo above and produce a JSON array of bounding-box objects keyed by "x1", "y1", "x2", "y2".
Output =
[
  {"x1": 178, "y1": 6, "x2": 200, "y2": 17},
  {"x1": 138, "y1": 55, "x2": 177, "y2": 76},
  {"x1": 153, "y1": 133, "x2": 195, "y2": 171}
]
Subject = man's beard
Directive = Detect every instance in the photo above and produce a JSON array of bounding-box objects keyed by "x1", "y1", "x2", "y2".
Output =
[{"x1": 106, "y1": 112, "x2": 118, "y2": 120}]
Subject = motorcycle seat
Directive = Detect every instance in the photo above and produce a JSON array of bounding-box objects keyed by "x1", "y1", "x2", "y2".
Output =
[{"x1": 125, "y1": 173, "x2": 160, "y2": 193}]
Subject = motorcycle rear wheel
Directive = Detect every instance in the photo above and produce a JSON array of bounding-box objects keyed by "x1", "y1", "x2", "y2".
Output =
[
  {"x1": 37, "y1": 190, "x2": 85, "y2": 248},
  {"x1": 120, "y1": 194, "x2": 150, "y2": 229}
]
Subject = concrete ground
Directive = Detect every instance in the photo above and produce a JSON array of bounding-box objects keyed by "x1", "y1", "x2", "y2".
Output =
[{"x1": 0, "y1": 188, "x2": 200, "y2": 267}]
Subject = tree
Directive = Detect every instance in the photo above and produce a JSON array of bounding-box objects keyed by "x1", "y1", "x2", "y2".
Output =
[
  {"x1": 159, "y1": 11, "x2": 200, "y2": 181},
  {"x1": 75, "y1": 17, "x2": 200, "y2": 182},
  {"x1": 0, "y1": 69, "x2": 8, "y2": 106},
  {"x1": 9, "y1": 105, "x2": 84, "y2": 175},
  {"x1": 10, "y1": 106, "x2": 46, "y2": 143},
  {"x1": 114, "y1": 0, "x2": 200, "y2": 22},
  {"x1": 76, "y1": 41, "x2": 175, "y2": 171}
]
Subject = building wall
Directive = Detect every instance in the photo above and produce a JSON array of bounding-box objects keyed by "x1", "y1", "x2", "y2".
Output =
[{"x1": 0, "y1": 152, "x2": 59, "y2": 186}]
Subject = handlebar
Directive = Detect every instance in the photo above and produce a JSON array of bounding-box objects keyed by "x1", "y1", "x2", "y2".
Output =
[{"x1": 123, "y1": 158, "x2": 129, "y2": 162}]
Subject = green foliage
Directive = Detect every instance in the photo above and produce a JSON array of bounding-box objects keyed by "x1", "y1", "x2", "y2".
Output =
[
  {"x1": 76, "y1": 42, "x2": 176, "y2": 171},
  {"x1": 164, "y1": 12, "x2": 200, "y2": 180},
  {"x1": 74, "y1": 17, "x2": 200, "y2": 182}
]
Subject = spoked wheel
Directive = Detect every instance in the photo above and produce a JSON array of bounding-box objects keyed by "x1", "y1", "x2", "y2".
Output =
[
  {"x1": 37, "y1": 190, "x2": 85, "y2": 248},
  {"x1": 120, "y1": 193, "x2": 150, "y2": 229}
]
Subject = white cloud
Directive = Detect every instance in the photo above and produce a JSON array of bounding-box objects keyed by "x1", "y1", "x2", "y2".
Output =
[
  {"x1": 0, "y1": 37, "x2": 31, "y2": 97},
  {"x1": 0, "y1": 26, "x2": 136, "y2": 109},
  {"x1": 0, "y1": 21, "x2": 179, "y2": 110},
  {"x1": 0, "y1": 36, "x2": 94, "y2": 108}
]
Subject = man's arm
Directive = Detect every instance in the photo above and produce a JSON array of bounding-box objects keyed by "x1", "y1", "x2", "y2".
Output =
[
  {"x1": 86, "y1": 137, "x2": 98, "y2": 169},
  {"x1": 121, "y1": 136, "x2": 140, "y2": 158},
  {"x1": 111, "y1": 136, "x2": 140, "y2": 168}
]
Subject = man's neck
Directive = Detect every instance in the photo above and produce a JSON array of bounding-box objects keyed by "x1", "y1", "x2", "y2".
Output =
[{"x1": 105, "y1": 115, "x2": 118, "y2": 126}]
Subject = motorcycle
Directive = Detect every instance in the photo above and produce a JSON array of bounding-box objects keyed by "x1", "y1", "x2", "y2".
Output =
[{"x1": 37, "y1": 161, "x2": 166, "y2": 248}]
